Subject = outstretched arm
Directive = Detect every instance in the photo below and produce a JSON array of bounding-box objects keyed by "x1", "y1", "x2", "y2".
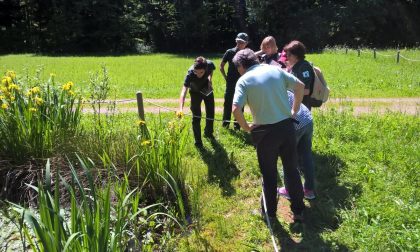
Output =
[
  {"x1": 232, "y1": 104, "x2": 251, "y2": 132},
  {"x1": 179, "y1": 86, "x2": 188, "y2": 112}
]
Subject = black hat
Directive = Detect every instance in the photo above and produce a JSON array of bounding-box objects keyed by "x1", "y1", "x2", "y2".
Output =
[{"x1": 235, "y1": 32, "x2": 249, "y2": 43}]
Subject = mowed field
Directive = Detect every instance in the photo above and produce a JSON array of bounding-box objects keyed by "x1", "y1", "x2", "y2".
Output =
[{"x1": 1, "y1": 48, "x2": 419, "y2": 99}]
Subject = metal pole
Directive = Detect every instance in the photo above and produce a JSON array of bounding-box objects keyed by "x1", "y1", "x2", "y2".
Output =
[
  {"x1": 373, "y1": 48, "x2": 376, "y2": 59},
  {"x1": 397, "y1": 51, "x2": 400, "y2": 63},
  {"x1": 136, "y1": 91, "x2": 145, "y2": 120}
]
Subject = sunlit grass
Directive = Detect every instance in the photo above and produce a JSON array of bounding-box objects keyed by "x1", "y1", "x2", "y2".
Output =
[
  {"x1": 1, "y1": 49, "x2": 419, "y2": 99},
  {"x1": 169, "y1": 110, "x2": 419, "y2": 251}
]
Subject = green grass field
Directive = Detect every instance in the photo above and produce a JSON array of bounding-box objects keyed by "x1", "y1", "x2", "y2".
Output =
[
  {"x1": 1, "y1": 50, "x2": 419, "y2": 251},
  {"x1": 71, "y1": 110, "x2": 417, "y2": 251},
  {"x1": 1, "y1": 48, "x2": 419, "y2": 99},
  {"x1": 166, "y1": 110, "x2": 419, "y2": 251}
]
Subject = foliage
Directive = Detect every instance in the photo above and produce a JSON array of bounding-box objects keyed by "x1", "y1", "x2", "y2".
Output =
[
  {"x1": 0, "y1": 70, "x2": 82, "y2": 161},
  {"x1": 3, "y1": 0, "x2": 418, "y2": 53},
  {"x1": 133, "y1": 116, "x2": 190, "y2": 222},
  {"x1": 10, "y1": 157, "x2": 182, "y2": 251},
  {"x1": 77, "y1": 110, "x2": 191, "y2": 225}
]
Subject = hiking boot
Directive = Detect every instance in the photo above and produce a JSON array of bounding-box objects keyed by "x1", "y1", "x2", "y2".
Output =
[
  {"x1": 304, "y1": 189, "x2": 316, "y2": 200},
  {"x1": 277, "y1": 187, "x2": 291, "y2": 200}
]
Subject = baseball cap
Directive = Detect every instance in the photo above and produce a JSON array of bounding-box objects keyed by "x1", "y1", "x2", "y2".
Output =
[{"x1": 235, "y1": 33, "x2": 249, "y2": 43}]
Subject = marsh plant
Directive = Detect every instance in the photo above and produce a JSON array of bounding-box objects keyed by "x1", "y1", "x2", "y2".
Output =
[
  {"x1": 132, "y1": 116, "x2": 190, "y2": 224},
  {"x1": 0, "y1": 70, "x2": 82, "y2": 161},
  {"x1": 10, "y1": 157, "x2": 183, "y2": 252}
]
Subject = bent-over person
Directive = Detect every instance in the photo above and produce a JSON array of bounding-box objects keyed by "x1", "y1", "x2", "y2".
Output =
[{"x1": 232, "y1": 48, "x2": 306, "y2": 222}]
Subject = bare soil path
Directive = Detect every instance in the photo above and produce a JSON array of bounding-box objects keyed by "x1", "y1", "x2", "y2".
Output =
[{"x1": 82, "y1": 97, "x2": 420, "y2": 115}]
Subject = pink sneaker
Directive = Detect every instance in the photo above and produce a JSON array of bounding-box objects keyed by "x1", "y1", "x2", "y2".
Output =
[
  {"x1": 304, "y1": 189, "x2": 316, "y2": 200},
  {"x1": 277, "y1": 187, "x2": 291, "y2": 199}
]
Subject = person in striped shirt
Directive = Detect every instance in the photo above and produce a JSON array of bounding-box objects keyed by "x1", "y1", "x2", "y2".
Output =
[{"x1": 278, "y1": 90, "x2": 316, "y2": 200}]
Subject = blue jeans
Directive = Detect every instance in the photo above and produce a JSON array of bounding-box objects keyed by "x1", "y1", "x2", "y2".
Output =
[{"x1": 295, "y1": 122, "x2": 315, "y2": 190}]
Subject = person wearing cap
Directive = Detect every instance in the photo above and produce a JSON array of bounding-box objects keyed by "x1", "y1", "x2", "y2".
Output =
[
  {"x1": 220, "y1": 32, "x2": 248, "y2": 130},
  {"x1": 283, "y1": 40, "x2": 315, "y2": 110},
  {"x1": 178, "y1": 56, "x2": 216, "y2": 148},
  {"x1": 232, "y1": 48, "x2": 306, "y2": 222},
  {"x1": 255, "y1": 36, "x2": 287, "y2": 68}
]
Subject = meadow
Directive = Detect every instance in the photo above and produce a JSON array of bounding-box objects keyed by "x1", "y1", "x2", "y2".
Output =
[
  {"x1": 1, "y1": 48, "x2": 419, "y2": 99},
  {"x1": 0, "y1": 50, "x2": 419, "y2": 251}
]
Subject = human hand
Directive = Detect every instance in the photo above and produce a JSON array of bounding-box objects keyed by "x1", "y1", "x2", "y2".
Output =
[
  {"x1": 291, "y1": 109, "x2": 297, "y2": 118},
  {"x1": 247, "y1": 124, "x2": 259, "y2": 133},
  {"x1": 176, "y1": 111, "x2": 184, "y2": 118}
]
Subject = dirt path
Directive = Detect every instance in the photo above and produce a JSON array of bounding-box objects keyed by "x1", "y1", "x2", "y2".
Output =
[{"x1": 82, "y1": 97, "x2": 420, "y2": 115}]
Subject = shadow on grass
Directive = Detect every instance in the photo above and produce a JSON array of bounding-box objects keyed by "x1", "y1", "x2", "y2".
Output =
[
  {"x1": 226, "y1": 128, "x2": 253, "y2": 146},
  {"x1": 197, "y1": 138, "x2": 240, "y2": 197},
  {"x1": 276, "y1": 152, "x2": 358, "y2": 251}
]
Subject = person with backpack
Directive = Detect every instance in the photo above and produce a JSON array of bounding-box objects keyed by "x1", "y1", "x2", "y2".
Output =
[
  {"x1": 278, "y1": 91, "x2": 316, "y2": 200},
  {"x1": 255, "y1": 36, "x2": 287, "y2": 68},
  {"x1": 283, "y1": 40, "x2": 315, "y2": 110},
  {"x1": 178, "y1": 56, "x2": 215, "y2": 148},
  {"x1": 220, "y1": 32, "x2": 249, "y2": 130},
  {"x1": 231, "y1": 48, "x2": 306, "y2": 223}
]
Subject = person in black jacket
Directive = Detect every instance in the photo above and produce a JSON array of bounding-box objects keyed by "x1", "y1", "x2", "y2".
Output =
[
  {"x1": 220, "y1": 32, "x2": 249, "y2": 130},
  {"x1": 179, "y1": 56, "x2": 215, "y2": 148},
  {"x1": 283, "y1": 40, "x2": 315, "y2": 110}
]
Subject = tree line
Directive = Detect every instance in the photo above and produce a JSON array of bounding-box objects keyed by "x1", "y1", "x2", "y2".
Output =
[{"x1": 0, "y1": 0, "x2": 419, "y2": 54}]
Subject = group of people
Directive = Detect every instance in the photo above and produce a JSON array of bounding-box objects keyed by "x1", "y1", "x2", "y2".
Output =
[{"x1": 178, "y1": 33, "x2": 316, "y2": 222}]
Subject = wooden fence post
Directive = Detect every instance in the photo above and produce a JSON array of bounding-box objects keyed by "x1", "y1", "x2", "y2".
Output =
[
  {"x1": 136, "y1": 91, "x2": 145, "y2": 120},
  {"x1": 373, "y1": 48, "x2": 376, "y2": 59},
  {"x1": 345, "y1": 47, "x2": 348, "y2": 54},
  {"x1": 397, "y1": 51, "x2": 400, "y2": 63},
  {"x1": 357, "y1": 49, "x2": 360, "y2": 57}
]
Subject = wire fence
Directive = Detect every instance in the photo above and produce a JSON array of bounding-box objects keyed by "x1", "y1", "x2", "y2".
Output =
[
  {"x1": 82, "y1": 96, "x2": 241, "y2": 123},
  {"x1": 344, "y1": 47, "x2": 420, "y2": 63}
]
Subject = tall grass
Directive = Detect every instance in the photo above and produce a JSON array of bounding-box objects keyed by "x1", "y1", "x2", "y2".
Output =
[
  {"x1": 133, "y1": 116, "x2": 190, "y2": 222},
  {"x1": 0, "y1": 70, "x2": 82, "y2": 160},
  {"x1": 10, "y1": 156, "x2": 182, "y2": 251}
]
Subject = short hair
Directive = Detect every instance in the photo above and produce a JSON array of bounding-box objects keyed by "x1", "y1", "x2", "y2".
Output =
[
  {"x1": 193, "y1": 56, "x2": 208, "y2": 70},
  {"x1": 233, "y1": 48, "x2": 259, "y2": 69},
  {"x1": 283, "y1": 40, "x2": 306, "y2": 60},
  {"x1": 260, "y1": 36, "x2": 278, "y2": 51}
]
